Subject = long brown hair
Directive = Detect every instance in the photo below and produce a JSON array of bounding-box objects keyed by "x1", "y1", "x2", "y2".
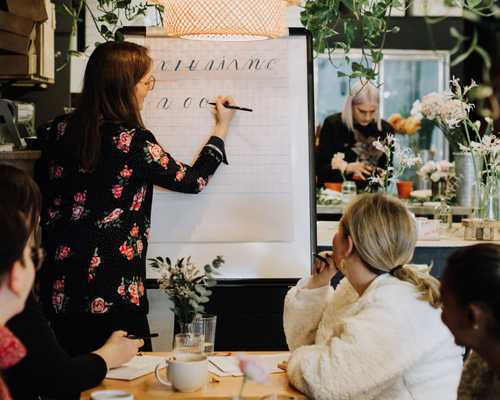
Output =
[{"x1": 65, "y1": 41, "x2": 152, "y2": 170}]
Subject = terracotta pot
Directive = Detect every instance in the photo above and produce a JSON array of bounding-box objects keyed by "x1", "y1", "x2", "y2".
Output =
[
  {"x1": 324, "y1": 182, "x2": 342, "y2": 192},
  {"x1": 397, "y1": 180, "x2": 413, "y2": 199}
]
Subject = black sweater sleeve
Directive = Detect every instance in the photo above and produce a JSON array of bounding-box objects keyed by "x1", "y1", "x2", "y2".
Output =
[
  {"x1": 130, "y1": 129, "x2": 226, "y2": 194},
  {"x1": 5, "y1": 294, "x2": 107, "y2": 399},
  {"x1": 316, "y1": 115, "x2": 347, "y2": 185}
]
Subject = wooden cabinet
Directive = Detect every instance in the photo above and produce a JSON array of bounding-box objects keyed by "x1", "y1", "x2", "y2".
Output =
[{"x1": 0, "y1": 0, "x2": 55, "y2": 84}]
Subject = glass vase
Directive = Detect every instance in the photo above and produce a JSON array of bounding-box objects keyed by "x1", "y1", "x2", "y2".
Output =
[
  {"x1": 178, "y1": 320, "x2": 195, "y2": 334},
  {"x1": 379, "y1": 180, "x2": 398, "y2": 196},
  {"x1": 480, "y1": 175, "x2": 499, "y2": 220},
  {"x1": 431, "y1": 179, "x2": 446, "y2": 201}
]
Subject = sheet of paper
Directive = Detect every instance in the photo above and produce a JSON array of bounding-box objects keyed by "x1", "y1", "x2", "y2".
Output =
[
  {"x1": 208, "y1": 353, "x2": 290, "y2": 377},
  {"x1": 143, "y1": 37, "x2": 293, "y2": 243},
  {"x1": 106, "y1": 355, "x2": 165, "y2": 381}
]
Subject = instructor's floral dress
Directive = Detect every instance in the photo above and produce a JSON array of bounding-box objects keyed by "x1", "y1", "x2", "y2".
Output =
[{"x1": 36, "y1": 117, "x2": 227, "y2": 317}]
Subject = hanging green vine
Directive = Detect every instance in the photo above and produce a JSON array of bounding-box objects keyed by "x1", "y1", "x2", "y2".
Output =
[{"x1": 300, "y1": 0, "x2": 499, "y2": 82}]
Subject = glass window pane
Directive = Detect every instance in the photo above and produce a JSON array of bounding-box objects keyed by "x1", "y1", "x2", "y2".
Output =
[
  {"x1": 315, "y1": 56, "x2": 368, "y2": 124},
  {"x1": 382, "y1": 59, "x2": 440, "y2": 118}
]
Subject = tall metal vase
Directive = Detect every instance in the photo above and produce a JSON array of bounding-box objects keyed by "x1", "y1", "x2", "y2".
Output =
[{"x1": 454, "y1": 152, "x2": 482, "y2": 208}]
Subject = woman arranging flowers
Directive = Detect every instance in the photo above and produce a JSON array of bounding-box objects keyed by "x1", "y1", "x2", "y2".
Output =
[{"x1": 316, "y1": 80, "x2": 394, "y2": 191}]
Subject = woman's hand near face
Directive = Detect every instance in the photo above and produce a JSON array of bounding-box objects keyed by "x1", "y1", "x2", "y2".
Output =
[
  {"x1": 211, "y1": 95, "x2": 236, "y2": 140},
  {"x1": 345, "y1": 162, "x2": 373, "y2": 179},
  {"x1": 306, "y1": 251, "x2": 338, "y2": 289}
]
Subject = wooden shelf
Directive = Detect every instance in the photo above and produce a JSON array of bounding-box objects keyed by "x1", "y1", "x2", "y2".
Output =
[
  {"x1": 0, "y1": 150, "x2": 41, "y2": 160},
  {"x1": 0, "y1": 75, "x2": 54, "y2": 86}
]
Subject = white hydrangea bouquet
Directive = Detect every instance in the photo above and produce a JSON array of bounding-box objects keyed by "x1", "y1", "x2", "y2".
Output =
[
  {"x1": 410, "y1": 78, "x2": 477, "y2": 151},
  {"x1": 149, "y1": 256, "x2": 224, "y2": 327},
  {"x1": 412, "y1": 78, "x2": 500, "y2": 202}
]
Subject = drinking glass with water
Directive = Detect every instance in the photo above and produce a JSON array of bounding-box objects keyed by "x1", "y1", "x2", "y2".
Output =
[
  {"x1": 193, "y1": 314, "x2": 217, "y2": 354},
  {"x1": 173, "y1": 333, "x2": 205, "y2": 356}
]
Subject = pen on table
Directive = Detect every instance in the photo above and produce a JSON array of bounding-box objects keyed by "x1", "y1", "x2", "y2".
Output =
[
  {"x1": 126, "y1": 333, "x2": 159, "y2": 339},
  {"x1": 208, "y1": 102, "x2": 253, "y2": 112}
]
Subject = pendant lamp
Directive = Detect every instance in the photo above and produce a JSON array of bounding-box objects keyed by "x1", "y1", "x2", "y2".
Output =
[{"x1": 149, "y1": 0, "x2": 299, "y2": 40}]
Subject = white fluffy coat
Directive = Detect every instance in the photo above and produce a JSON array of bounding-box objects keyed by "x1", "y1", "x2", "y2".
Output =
[{"x1": 284, "y1": 274, "x2": 463, "y2": 400}]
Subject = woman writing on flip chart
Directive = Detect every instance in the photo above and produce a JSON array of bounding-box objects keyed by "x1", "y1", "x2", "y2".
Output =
[{"x1": 35, "y1": 41, "x2": 236, "y2": 355}]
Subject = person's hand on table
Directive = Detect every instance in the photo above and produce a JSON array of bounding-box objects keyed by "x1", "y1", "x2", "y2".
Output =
[
  {"x1": 306, "y1": 251, "x2": 337, "y2": 289},
  {"x1": 345, "y1": 162, "x2": 372, "y2": 180},
  {"x1": 211, "y1": 95, "x2": 236, "y2": 140},
  {"x1": 93, "y1": 330, "x2": 144, "y2": 370}
]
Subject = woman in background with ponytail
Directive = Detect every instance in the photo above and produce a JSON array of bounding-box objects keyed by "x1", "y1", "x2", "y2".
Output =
[{"x1": 283, "y1": 193, "x2": 462, "y2": 400}]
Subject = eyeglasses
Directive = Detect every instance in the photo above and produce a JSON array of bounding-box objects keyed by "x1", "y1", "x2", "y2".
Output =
[
  {"x1": 31, "y1": 247, "x2": 45, "y2": 271},
  {"x1": 142, "y1": 75, "x2": 156, "y2": 91}
]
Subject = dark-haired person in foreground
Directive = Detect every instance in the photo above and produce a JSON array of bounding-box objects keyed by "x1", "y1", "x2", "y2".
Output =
[
  {"x1": 0, "y1": 171, "x2": 38, "y2": 400},
  {"x1": 441, "y1": 243, "x2": 500, "y2": 400},
  {"x1": 0, "y1": 164, "x2": 143, "y2": 400}
]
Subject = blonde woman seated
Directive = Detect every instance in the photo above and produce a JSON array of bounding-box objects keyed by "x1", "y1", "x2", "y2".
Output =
[{"x1": 284, "y1": 194, "x2": 462, "y2": 400}]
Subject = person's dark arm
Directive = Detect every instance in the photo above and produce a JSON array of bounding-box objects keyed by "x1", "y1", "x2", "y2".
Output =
[
  {"x1": 130, "y1": 129, "x2": 227, "y2": 193},
  {"x1": 316, "y1": 116, "x2": 345, "y2": 185},
  {"x1": 5, "y1": 294, "x2": 107, "y2": 399}
]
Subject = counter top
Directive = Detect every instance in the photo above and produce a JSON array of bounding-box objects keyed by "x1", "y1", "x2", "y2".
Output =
[
  {"x1": 317, "y1": 204, "x2": 474, "y2": 216},
  {"x1": 317, "y1": 221, "x2": 499, "y2": 248}
]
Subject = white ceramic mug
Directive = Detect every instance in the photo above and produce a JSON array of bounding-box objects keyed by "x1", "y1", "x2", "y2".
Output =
[{"x1": 155, "y1": 353, "x2": 208, "y2": 393}]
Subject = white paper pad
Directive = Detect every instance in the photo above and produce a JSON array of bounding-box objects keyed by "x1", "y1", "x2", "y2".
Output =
[
  {"x1": 208, "y1": 353, "x2": 290, "y2": 377},
  {"x1": 106, "y1": 355, "x2": 165, "y2": 381}
]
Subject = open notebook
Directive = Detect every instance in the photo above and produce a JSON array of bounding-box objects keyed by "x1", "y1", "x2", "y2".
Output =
[
  {"x1": 106, "y1": 355, "x2": 165, "y2": 381},
  {"x1": 208, "y1": 353, "x2": 290, "y2": 377}
]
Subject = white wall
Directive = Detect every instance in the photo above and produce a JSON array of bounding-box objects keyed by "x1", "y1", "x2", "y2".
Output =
[
  {"x1": 70, "y1": 0, "x2": 159, "y2": 93},
  {"x1": 287, "y1": 4, "x2": 304, "y2": 28},
  {"x1": 148, "y1": 289, "x2": 174, "y2": 351}
]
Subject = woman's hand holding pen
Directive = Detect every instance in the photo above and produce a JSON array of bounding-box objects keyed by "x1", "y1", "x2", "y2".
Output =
[
  {"x1": 306, "y1": 252, "x2": 338, "y2": 289},
  {"x1": 93, "y1": 330, "x2": 144, "y2": 370},
  {"x1": 211, "y1": 95, "x2": 236, "y2": 140},
  {"x1": 345, "y1": 162, "x2": 372, "y2": 180}
]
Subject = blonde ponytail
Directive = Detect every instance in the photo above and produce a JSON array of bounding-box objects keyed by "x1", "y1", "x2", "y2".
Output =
[
  {"x1": 343, "y1": 194, "x2": 441, "y2": 308},
  {"x1": 393, "y1": 265, "x2": 441, "y2": 308}
]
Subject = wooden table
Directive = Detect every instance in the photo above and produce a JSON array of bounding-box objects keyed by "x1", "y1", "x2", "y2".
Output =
[{"x1": 81, "y1": 352, "x2": 304, "y2": 400}]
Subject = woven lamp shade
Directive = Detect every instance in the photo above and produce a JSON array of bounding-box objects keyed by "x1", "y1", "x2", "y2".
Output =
[{"x1": 156, "y1": 0, "x2": 289, "y2": 40}]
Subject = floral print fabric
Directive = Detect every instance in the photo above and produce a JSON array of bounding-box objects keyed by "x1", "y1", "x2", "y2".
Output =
[
  {"x1": 0, "y1": 326, "x2": 26, "y2": 400},
  {"x1": 36, "y1": 117, "x2": 226, "y2": 317}
]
